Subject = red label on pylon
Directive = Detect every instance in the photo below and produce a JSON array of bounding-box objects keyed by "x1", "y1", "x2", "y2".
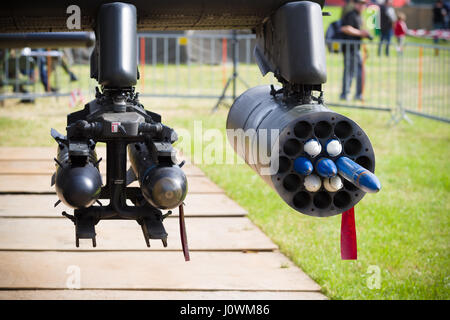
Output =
[
  {"x1": 341, "y1": 207, "x2": 357, "y2": 260},
  {"x1": 111, "y1": 122, "x2": 120, "y2": 133}
]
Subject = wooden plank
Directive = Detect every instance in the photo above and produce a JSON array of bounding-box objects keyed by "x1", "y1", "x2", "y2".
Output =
[
  {"x1": 0, "y1": 175, "x2": 222, "y2": 193},
  {"x1": 0, "y1": 217, "x2": 276, "y2": 251},
  {"x1": 0, "y1": 160, "x2": 204, "y2": 177},
  {"x1": 0, "y1": 251, "x2": 321, "y2": 291},
  {"x1": 0, "y1": 290, "x2": 327, "y2": 300},
  {"x1": 0, "y1": 194, "x2": 247, "y2": 217},
  {"x1": 0, "y1": 147, "x2": 60, "y2": 160}
]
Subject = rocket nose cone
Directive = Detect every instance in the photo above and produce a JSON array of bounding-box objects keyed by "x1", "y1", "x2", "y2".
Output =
[
  {"x1": 358, "y1": 172, "x2": 381, "y2": 193},
  {"x1": 326, "y1": 139, "x2": 342, "y2": 157},
  {"x1": 58, "y1": 167, "x2": 102, "y2": 208},
  {"x1": 315, "y1": 158, "x2": 337, "y2": 178},
  {"x1": 304, "y1": 139, "x2": 322, "y2": 158},
  {"x1": 144, "y1": 166, "x2": 188, "y2": 209},
  {"x1": 304, "y1": 174, "x2": 321, "y2": 192},
  {"x1": 152, "y1": 177, "x2": 184, "y2": 208},
  {"x1": 294, "y1": 157, "x2": 313, "y2": 175}
]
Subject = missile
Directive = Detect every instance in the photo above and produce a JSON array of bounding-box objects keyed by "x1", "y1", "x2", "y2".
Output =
[
  {"x1": 304, "y1": 139, "x2": 322, "y2": 158},
  {"x1": 51, "y1": 133, "x2": 103, "y2": 209},
  {"x1": 336, "y1": 157, "x2": 381, "y2": 193},
  {"x1": 315, "y1": 157, "x2": 337, "y2": 178},
  {"x1": 304, "y1": 174, "x2": 321, "y2": 192},
  {"x1": 323, "y1": 176, "x2": 343, "y2": 192},
  {"x1": 326, "y1": 139, "x2": 342, "y2": 157},
  {"x1": 54, "y1": 164, "x2": 102, "y2": 209},
  {"x1": 128, "y1": 142, "x2": 187, "y2": 209},
  {"x1": 294, "y1": 157, "x2": 313, "y2": 175}
]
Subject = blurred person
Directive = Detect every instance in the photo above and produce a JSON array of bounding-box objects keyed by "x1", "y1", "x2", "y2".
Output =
[
  {"x1": 394, "y1": 12, "x2": 408, "y2": 53},
  {"x1": 444, "y1": 1, "x2": 450, "y2": 29},
  {"x1": 433, "y1": 0, "x2": 448, "y2": 43},
  {"x1": 339, "y1": 0, "x2": 373, "y2": 102},
  {"x1": 0, "y1": 49, "x2": 36, "y2": 103},
  {"x1": 341, "y1": 0, "x2": 355, "y2": 19},
  {"x1": 377, "y1": 0, "x2": 396, "y2": 57},
  {"x1": 34, "y1": 49, "x2": 58, "y2": 92},
  {"x1": 61, "y1": 48, "x2": 78, "y2": 82},
  {"x1": 34, "y1": 49, "x2": 78, "y2": 92}
]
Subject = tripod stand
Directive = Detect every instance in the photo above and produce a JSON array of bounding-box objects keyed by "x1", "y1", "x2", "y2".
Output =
[{"x1": 211, "y1": 30, "x2": 250, "y2": 113}]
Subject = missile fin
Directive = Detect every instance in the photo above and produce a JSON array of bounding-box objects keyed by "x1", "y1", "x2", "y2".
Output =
[
  {"x1": 126, "y1": 167, "x2": 137, "y2": 186},
  {"x1": 254, "y1": 44, "x2": 273, "y2": 76},
  {"x1": 50, "y1": 128, "x2": 67, "y2": 145}
]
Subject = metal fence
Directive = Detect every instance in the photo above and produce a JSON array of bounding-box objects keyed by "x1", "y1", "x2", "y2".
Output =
[{"x1": 1, "y1": 33, "x2": 449, "y2": 123}]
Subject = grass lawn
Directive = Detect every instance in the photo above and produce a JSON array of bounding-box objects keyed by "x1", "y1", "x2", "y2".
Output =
[{"x1": 0, "y1": 95, "x2": 449, "y2": 299}]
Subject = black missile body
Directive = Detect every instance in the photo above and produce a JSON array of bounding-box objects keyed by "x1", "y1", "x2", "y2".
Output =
[
  {"x1": 128, "y1": 142, "x2": 187, "y2": 210},
  {"x1": 52, "y1": 136, "x2": 102, "y2": 209}
]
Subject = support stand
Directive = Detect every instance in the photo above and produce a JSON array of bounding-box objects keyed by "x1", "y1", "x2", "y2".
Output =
[
  {"x1": 211, "y1": 30, "x2": 249, "y2": 113},
  {"x1": 389, "y1": 47, "x2": 412, "y2": 126}
]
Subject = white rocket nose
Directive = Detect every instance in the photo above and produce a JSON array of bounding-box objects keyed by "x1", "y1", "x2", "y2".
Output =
[
  {"x1": 304, "y1": 139, "x2": 322, "y2": 158},
  {"x1": 323, "y1": 176, "x2": 343, "y2": 192},
  {"x1": 326, "y1": 139, "x2": 342, "y2": 157},
  {"x1": 304, "y1": 174, "x2": 321, "y2": 192}
]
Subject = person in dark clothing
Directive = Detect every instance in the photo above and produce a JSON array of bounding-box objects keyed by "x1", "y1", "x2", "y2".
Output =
[
  {"x1": 340, "y1": 0, "x2": 372, "y2": 101},
  {"x1": 433, "y1": 0, "x2": 448, "y2": 43},
  {"x1": 433, "y1": 0, "x2": 447, "y2": 29},
  {"x1": 378, "y1": 0, "x2": 396, "y2": 57},
  {"x1": 445, "y1": 1, "x2": 450, "y2": 29}
]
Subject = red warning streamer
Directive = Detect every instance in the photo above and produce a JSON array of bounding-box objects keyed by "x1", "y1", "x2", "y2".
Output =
[
  {"x1": 140, "y1": 37, "x2": 146, "y2": 92},
  {"x1": 221, "y1": 38, "x2": 227, "y2": 87},
  {"x1": 179, "y1": 203, "x2": 190, "y2": 262},
  {"x1": 341, "y1": 207, "x2": 357, "y2": 260}
]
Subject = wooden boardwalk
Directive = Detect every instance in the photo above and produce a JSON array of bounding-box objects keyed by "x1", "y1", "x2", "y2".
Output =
[{"x1": 0, "y1": 147, "x2": 326, "y2": 300}]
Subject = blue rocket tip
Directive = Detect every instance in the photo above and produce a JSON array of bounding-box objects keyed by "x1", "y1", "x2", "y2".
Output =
[
  {"x1": 315, "y1": 158, "x2": 337, "y2": 178},
  {"x1": 294, "y1": 157, "x2": 313, "y2": 175},
  {"x1": 358, "y1": 172, "x2": 381, "y2": 193},
  {"x1": 336, "y1": 156, "x2": 381, "y2": 193}
]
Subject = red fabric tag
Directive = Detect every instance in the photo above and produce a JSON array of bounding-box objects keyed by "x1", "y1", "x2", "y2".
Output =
[
  {"x1": 341, "y1": 207, "x2": 357, "y2": 260},
  {"x1": 179, "y1": 204, "x2": 190, "y2": 262}
]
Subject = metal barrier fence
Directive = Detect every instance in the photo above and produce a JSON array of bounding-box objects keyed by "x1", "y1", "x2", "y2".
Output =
[
  {"x1": 1, "y1": 33, "x2": 449, "y2": 123},
  {"x1": 397, "y1": 43, "x2": 450, "y2": 122},
  {"x1": 323, "y1": 39, "x2": 450, "y2": 123}
]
